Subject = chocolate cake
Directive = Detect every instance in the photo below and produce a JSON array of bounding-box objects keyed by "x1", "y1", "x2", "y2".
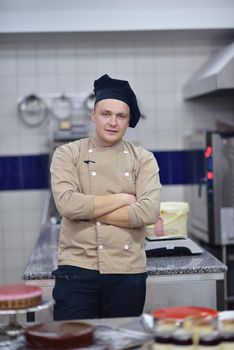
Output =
[{"x1": 25, "y1": 321, "x2": 95, "y2": 349}]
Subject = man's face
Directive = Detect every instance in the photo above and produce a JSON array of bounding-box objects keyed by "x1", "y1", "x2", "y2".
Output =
[{"x1": 91, "y1": 99, "x2": 130, "y2": 146}]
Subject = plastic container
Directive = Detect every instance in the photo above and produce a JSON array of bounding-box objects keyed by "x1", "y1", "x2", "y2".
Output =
[
  {"x1": 154, "y1": 330, "x2": 172, "y2": 350},
  {"x1": 198, "y1": 332, "x2": 221, "y2": 349},
  {"x1": 155, "y1": 318, "x2": 180, "y2": 333},
  {"x1": 220, "y1": 318, "x2": 234, "y2": 332},
  {"x1": 183, "y1": 316, "x2": 215, "y2": 346},
  {"x1": 171, "y1": 329, "x2": 194, "y2": 349},
  {"x1": 221, "y1": 331, "x2": 234, "y2": 350},
  {"x1": 155, "y1": 202, "x2": 189, "y2": 237}
]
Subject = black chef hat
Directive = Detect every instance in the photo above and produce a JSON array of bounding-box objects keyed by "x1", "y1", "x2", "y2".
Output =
[{"x1": 93, "y1": 74, "x2": 141, "y2": 128}]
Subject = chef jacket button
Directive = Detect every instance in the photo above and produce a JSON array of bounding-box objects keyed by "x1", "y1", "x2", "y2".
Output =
[
  {"x1": 91, "y1": 171, "x2": 96, "y2": 176},
  {"x1": 124, "y1": 244, "x2": 129, "y2": 250},
  {"x1": 123, "y1": 150, "x2": 128, "y2": 154},
  {"x1": 124, "y1": 172, "x2": 129, "y2": 177},
  {"x1": 96, "y1": 221, "x2": 101, "y2": 226},
  {"x1": 98, "y1": 244, "x2": 103, "y2": 250}
]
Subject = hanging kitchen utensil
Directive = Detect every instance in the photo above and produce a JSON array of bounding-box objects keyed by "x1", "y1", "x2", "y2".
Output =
[
  {"x1": 18, "y1": 94, "x2": 48, "y2": 127},
  {"x1": 84, "y1": 93, "x2": 95, "y2": 111},
  {"x1": 51, "y1": 94, "x2": 73, "y2": 120}
]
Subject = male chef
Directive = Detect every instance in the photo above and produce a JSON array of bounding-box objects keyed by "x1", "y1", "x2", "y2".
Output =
[{"x1": 50, "y1": 74, "x2": 161, "y2": 320}]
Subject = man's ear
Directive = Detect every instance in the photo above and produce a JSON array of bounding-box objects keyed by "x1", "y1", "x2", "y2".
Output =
[{"x1": 91, "y1": 109, "x2": 96, "y2": 122}]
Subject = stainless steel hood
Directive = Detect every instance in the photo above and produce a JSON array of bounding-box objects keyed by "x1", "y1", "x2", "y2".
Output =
[{"x1": 183, "y1": 42, "x2": 234, "y2": 99}]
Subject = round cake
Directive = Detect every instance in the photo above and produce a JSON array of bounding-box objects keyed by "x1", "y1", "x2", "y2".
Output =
[
  {"x1": 25, "y1": 321, "x2": 94, "y2": 349},
  {"x1": 0, "y1": 284, "x2": 42, "y2": 310}
]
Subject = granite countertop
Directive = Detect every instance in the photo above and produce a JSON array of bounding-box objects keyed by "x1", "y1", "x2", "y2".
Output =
[{"x1": 22, "y1": 223, "x2": 227, "y2": 280}]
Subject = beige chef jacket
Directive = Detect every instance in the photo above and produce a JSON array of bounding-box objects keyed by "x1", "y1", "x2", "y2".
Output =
[{"x1": 50, "y1": 136, "x2": 161, "y2": 274}]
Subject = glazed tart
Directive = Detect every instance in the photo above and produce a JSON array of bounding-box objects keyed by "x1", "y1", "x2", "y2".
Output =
[{"x1": 0, "y1": 284, "x2": 42, "y2": 310}]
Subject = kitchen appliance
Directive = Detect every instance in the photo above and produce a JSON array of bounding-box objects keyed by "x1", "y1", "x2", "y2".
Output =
[
  {"x1": 145, "y1": 237, "x2": 203, "y2": 256},
  {"x1": 185, "y1": 130, "x2": 234, "y2": 308},
  {"x1": 183, "y1": 41, "x2": 234, "y2": 99},
  {"x1": 185, "y1": 130, "x2": 234, "y2": 246}
]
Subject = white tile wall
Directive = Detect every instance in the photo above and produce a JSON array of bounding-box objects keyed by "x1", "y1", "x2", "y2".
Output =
[
  {"x1": 0, "y1": 31, "x2": 234, "y2": 283},
  {"x1": 0, "y1": 190, "x2": 47, "y2": 283}
]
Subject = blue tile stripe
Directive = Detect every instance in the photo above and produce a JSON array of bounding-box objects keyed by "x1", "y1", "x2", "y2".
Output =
[
  {"x1": 154, "y1": 150, "x2": 205, "y2": 185},
  {"x1": 0, "y1": 154, "x2": 49, "y2": 191},
  {"x1": 0, "y1": 150, "x2": 205, "y2": 191}
]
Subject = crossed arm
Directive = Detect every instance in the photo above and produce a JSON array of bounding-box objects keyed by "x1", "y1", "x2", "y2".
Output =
[
  {"x1": 94, "y1": 193, "x2": 136, "y2": 228},
  {"x1": 50, "y1": 144, "x2": 161, "y2": 229}
]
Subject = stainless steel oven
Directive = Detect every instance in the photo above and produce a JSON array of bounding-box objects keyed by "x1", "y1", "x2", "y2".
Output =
[
  {"x1": 186, "y1": 131, "x2": 234, "y2": 246},
  {"x1": 185, "y1": 130, "x2": 234, "y2": 308}
]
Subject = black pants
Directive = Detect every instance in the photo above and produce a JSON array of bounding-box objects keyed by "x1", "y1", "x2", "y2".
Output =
[{"x1": 52, "y1": 265, "x2": 147, "y2": 320}]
